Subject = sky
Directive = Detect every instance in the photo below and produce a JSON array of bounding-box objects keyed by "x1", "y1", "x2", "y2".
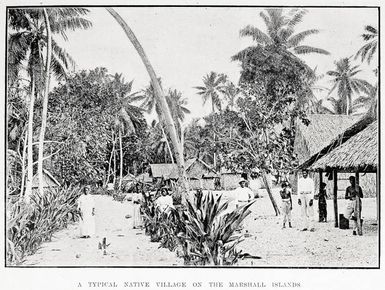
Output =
[{"x1": 54, "y1": 7, "x2": 378, "y2": 123}]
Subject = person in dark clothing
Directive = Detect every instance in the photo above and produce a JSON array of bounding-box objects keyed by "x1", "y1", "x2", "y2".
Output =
[{"x1": 318, "y1": 182, "x2": 328, "y2": 222}]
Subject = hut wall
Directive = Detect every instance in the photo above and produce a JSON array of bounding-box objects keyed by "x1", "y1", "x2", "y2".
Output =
[
  {"x1": 221, "y1": 174, "x2": 241, "y2": 190},
  {"x1": 202, "y1": 178, "x2": 215, "y2": 190},
  {"x1": 188, "y1": 179, "x2": 202, "y2": 190}
]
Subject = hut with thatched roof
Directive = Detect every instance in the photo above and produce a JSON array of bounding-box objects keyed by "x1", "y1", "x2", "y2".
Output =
[
  {"x1": 32, "y1": 169, "x2": 61, "y2": 193},
  {"x1": 149, "y1": 158, "x2": 217, "y2": 189},
  {"x1": 311, "y1": 121, "x2": 377, "y2": 172},
  {"x1": 295, "y1": 114, "x2": 361, "y2": 166},
  {"x1": 296, "y1": 113, "x2": 377, "y2": 231},
  {"x1": 293, "y1": 114, "x2": 361, "y2": 194}
]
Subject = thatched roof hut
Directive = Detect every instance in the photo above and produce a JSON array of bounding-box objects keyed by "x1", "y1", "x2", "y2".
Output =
[
  {"x1": 311, "y1": 121, "x2": 377, "y2": 172},
  {"x1": 295, "y1": 114, "x2": 360, "y2": 166},
  {"x1": 32, "y1": 169, "x2": 60, "y2": 189},
  {"x1": 149, "y1": 158, "x2": 216, "y2": 180}
]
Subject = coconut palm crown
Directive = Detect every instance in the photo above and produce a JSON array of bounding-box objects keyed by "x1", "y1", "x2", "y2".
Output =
[
  {"x1": 232, "y1": 8, "x2": 329, "y2": 61},
  {"x1": 327, "y1": 57, "x2": 372, "y2": 115}
]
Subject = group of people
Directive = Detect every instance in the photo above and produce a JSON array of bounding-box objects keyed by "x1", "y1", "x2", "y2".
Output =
[
  {"x1": 75, "y1": 170, "x2": 364, "y2": 238},
  {"x1": 278, "y1": 170, "x2": 363, "y2": 235}
]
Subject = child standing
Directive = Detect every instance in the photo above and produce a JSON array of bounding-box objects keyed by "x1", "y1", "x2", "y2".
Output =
[
  {"x1": 318, "y1": 182, "x2": 328, "y2": 222},
  {"x1": 280, "y1": 181, "x2": 293, "y2": 229}
]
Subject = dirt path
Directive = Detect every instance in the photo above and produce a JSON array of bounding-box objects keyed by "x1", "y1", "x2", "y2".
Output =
[
  {"x1": 22, "y1": 191, "x2": 378, "y2": 267},
  {"x1": 23, "y1": 195, "x2": 182, "y2": 266}
]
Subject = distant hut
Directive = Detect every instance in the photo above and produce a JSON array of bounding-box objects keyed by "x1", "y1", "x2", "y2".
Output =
[
  {"x1": 185, "y1": 158, "x2": 217, "y2": 190},
  {"x1": 220, "y1": 168, "x2": 243, "y2": 190},
  {"x1": 149, "y1": 158, "x2": 217, "y2": 190},
  {"x1": 32, "y1": 169, "x2": 61, "y2": 193}
]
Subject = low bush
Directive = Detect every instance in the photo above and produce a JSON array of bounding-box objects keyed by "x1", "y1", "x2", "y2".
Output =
[
  {"x1": 6, "y1": 186, "x2": 82, "y2": 265},
  {"x1": 141, "y1": 190, "x2": 254, "y2": 266}
]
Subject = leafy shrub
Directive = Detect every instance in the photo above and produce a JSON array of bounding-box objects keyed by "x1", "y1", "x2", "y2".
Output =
[
  {"x1": 6, "y1": 186, "x2": 82, "y2": 265},
  {"x1": 141, "y1": 190, "x2": 254, "y2": 266}
]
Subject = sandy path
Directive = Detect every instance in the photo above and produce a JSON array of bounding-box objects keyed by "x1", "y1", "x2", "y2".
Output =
[
  {"x1": 22, "y1": 191, "x2": 378, "y2": 267},
  {"x1": 23, "y1": 195, "x2": 182, "y2": 266},
  {"x1": 237, "y1": 190, "x2": 379, "y2": 267}
]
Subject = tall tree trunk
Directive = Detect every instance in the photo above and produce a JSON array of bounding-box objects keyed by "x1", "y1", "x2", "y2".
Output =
[
  {"x1": 346, "y1": 94, "x2": 351, "y2": 115},
  {"x1": 161, "y1": 126, "x2": 174, "y2": 164},
  {"x1": 107, "y1": 8, "x2": 189, "y2": 201},
  {"x1": 262, "y1": 172, "x2": 280, "y2": 216},
  {"x1": 113, "y1": 134, "x2": 117, "y2": 187},
  {"x1": 105, "y1": 130, "x2": 114, "y2": 186},
  {"x1": 212, "y1": 100, "x2": 217, "y2": 169},
  {"x1": 20, "y1": 128, "x2": 28, "y2": 197},
  {"x1": 25, "y1": 77, "x2": 36, "y2": 202},
  {"x1": 37, "y1": 8, "x2": 52, "y2": 195},
  {"x1": 119, "y1": 128, "x2": 123, "y2": 190}
]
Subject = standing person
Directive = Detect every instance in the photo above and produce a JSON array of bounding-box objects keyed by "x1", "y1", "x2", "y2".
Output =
[
  {"x1": 233, "y1": 178, "x2": 254, "y2": 237},
  {"x1": 132, "y1": 190, "x2": 143, "y2": 229},
  {"x1": 297, "y1": 170, "x2": 315, "y2": 232},
  {"x1": 77, "y1": 185, "x2": 96, "y2": 238},
  {"x1": 318, "y1": 182, "x2": 328, "y2": 222},
  {"x1": 249, "y1": 170, "x2": 261, "y2": 198},
  {"x1": 280, "y1": 181, "x2": 293, "y2": 229},
  {"x1": 344, "y1": 176, "x2": 363, "y2": 235},
  {"x1": 234, "y1": 178, "x2": 254, "y2": 207}
]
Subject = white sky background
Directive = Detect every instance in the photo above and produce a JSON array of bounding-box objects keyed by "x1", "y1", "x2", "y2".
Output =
[{"x1": 54, "y1": 7, "x2": 379, "y2": 123}]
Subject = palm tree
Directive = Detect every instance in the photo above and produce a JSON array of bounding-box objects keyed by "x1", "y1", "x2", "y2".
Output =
[
  {"x1": 195, "y1": 72, "x2": 226, "y2": 168},
  {"x1": 167, "y1": 89, "x2": 191, "y2": 122},
  {"x1": 106, "y1": 8, "x2": 189, "y2": 198},
  {"x1": 232, "y1": 8, "x2": 329, "y2": 61},
  {"x1": 223, "y1": 81, "x2": 241, "y2": 110},
  {"x1": 110, "y1": 73, "x2": 145, "y2": 188},
  {"x1": 8, "y1": 8, "x2": 92, "y2": 199},
  {"x1": 355, "y1": 25, "x2": 378, "y2": 65},
  {"x1": 194, "y1": 72, "x2": 226, "y2": 113},
  {"x1": 327, "y1": 57, "x2": 372, "y2": 115},
  {"x1": 352, "y1": 83, "x2": 377, "y2": 118}
]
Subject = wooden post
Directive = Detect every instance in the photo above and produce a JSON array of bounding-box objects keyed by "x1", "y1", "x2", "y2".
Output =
[
  {"x1": 355, "y1": 171, "x2": 363, "y2": 235},
  {"x1": 333, "y1": 170, "x2": 338, "y2": 228},
  {"x1": 319, "y1": 170, "x2": 323, "y2": 193}
]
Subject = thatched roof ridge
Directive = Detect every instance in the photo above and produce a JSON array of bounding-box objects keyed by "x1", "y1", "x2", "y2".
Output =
[
  {"x1": 32, "y1": 169, "x2": 61, "y2": 188},
  {"x1": 150, "y1": 163, "x2": 178, "y2": 179},
  {"x1": 298, "y1": 114, "x2": 376, "y2": 170},
  {"x1": 311, "y1": 121, "x2": 377, "y2": 172},
  {"x1": 150, "y1": 158, "x2": 216, "y2": 179},
  {"x1": 295, "y1": 114, "x2": 360, "y2": 165}
]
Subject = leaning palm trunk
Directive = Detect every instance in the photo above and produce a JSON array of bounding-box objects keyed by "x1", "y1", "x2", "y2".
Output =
[
  {"x1": 262, "y1": 172, "x2": 280, "y2": 216},
  {"x1": 107, "y1": 8, "x2": 189, "y2": 201},
  {"x1": 161, "y1": 126, "x2": 174, "y2": 164},
  {"x1": 37, "y1": 8, "x2": 52, "y2": 195},
  {"x1": 24, "y1": 79, "x2": 36, "y2": 202}
]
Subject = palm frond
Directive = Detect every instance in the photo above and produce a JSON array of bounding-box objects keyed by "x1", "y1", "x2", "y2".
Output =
[
  {"x1": 239, "y1": 25, "x2": 271, "y2": 45},
  {"x1": 287, "y1": 29, "x2": 319, "y2": 48},
  {"x1": 293, "y1": 45, "x2": 330, "y2": 55}
]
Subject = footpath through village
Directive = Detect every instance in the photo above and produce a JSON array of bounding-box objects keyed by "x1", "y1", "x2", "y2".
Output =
[{"x1": 23, "y1": 188, "x2": 378, "y2": 267}]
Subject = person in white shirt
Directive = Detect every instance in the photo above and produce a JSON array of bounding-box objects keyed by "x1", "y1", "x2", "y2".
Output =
[
  {"x1": 156, "y1": 187, "x2": 174, "y2": 212},
  {"x1": 297, "y1": 170, "x2": 315, "y2": 231},
  {"x1": 233, "y1": 178, "x2": 254, "y2": 237},
  {"x1": 234, "y1": 178, "x2": 254, "y2": 206}
]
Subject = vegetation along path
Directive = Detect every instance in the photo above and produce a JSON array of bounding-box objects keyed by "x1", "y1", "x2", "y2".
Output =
[
  {"x1": 22, "y1": 195, "x2": 182, "y2": 266},
  {"x1": 22, "y1": 190, "x2": 378, "y2": 267}
]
